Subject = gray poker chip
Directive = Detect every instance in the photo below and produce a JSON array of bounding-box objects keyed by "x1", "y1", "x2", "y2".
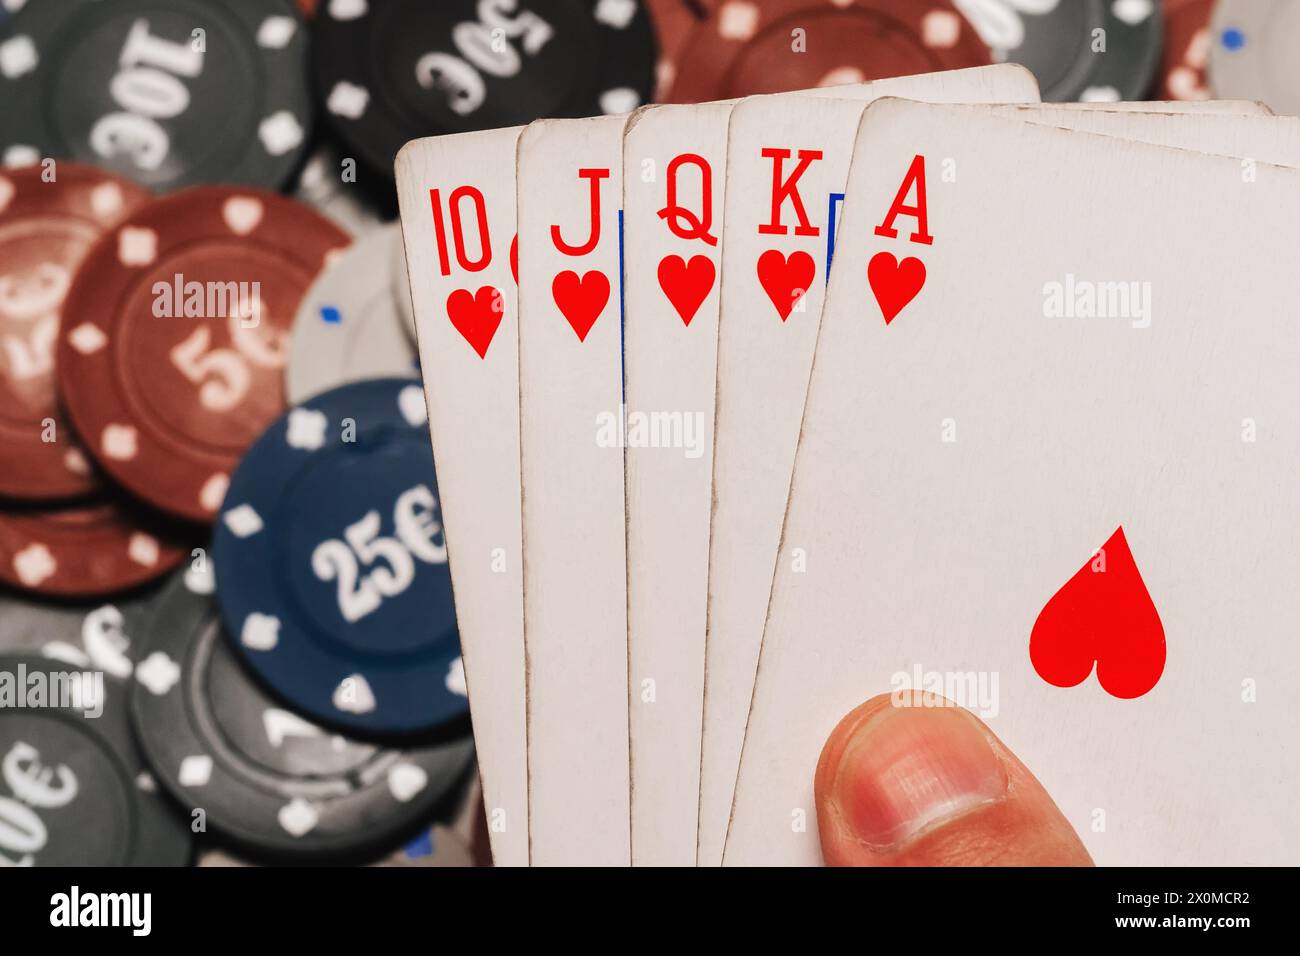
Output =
[
  {"x1": 1209, "y1": 0, "x2": 1300, "y2": 116},
  {"x1": 955, "y1": 0, "x2": 1162, "y2": 102},
  {"x1": 285, "y1": 224, "x2": 419, "y2": 403},
  {"x1": 0, "y1": 653, "x2": 193, "y2": 865},
  {"x1": 0, "y1": 0, "x2": 314, "y2": 191},
  {"x1": 293, "y1": 145, "x2": 392, "y2": 237},
  {"x1": 310, "y1": 0, "x2": 657, "y2": 182},
  {"x1": 128, "y1": 565, "x2": 476, "y2": 862},
  {"x1": 0, "y1": 589, "x2": 149, "y2": 678},
  {"x1": 196, "y1": 823, "x2": 476, "y2": 867}
]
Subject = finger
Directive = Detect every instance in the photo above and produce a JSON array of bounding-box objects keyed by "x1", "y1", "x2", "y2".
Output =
[{"x1": 814, "y1": 692, "x2": 1093, "y2": 866}]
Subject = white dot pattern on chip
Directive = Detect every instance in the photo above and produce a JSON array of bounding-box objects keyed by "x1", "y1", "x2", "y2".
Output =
[
  {"x1": 718, "y1": 2, "x2": 759, "y2": 42},
  {"x1": 333, "y1": 674, "x2": 377, "y2": 715},
  {"x1": 601, "y1": 86, "x2": 641, "y2": 115},
  {"x1": 67, "y1": 322, "x2": 108, "y2": 355},
  {"x1": 242, "y1": 613, "x2": 281, "y2": 652},
  {"x1": 199, "y1": 474, "x2": 229, "y2": 514},
  {"x1": 101, "y1": 423, "x2": 139, "y2": 462},
  {"x1": 90, "y1": 183, "x2": 127, "y2": 221},
  {"x1": 127, "y1": 533, "x2": 161, "y2": 568},
  {"x1": 223, "y1": 503, "x2": 265, "y2": 538},
  {"x1": 258, "y1": 15, "x2": 297, "y2": 48},
  {"x1": 118, "y1": 227, "x2": 158, "y2": 267},
  {"x1": 179, "y1": 754, "x2": 214, "y2": 787},
  {"x1": 287, "y1": 408, "x2": 329, "y2": 449},
  {"x1": 260, "y1": 111, "x2": 305, "y2": 157},
  {"x1": 14, "y1": 543, "x2": 56, "y2": 587},
  {"x1": 327, "y1": 82, "x2": 370, "y2": 121},
  {"x1": 279, "y1": 797, "x2": 320, "y2": 837},
  {"x1": 921, "y1": 10, "x2": 961, "y2": 49},
  {"x1": 0, "y1": 34, "x2": 38, "y2": 79}
]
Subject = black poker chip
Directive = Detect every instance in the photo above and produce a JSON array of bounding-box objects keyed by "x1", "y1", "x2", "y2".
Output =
[
  {"x1": 955, "y1": 0, "x2": 1162, "y2": 102},
  {"x1": 0, "y1": 653, "x2": 193, "y2": 865},
  {"x1": 312, "y1": 0, "x2": 657, "y2": 180},
  {"x1": 0, "y1": 585, "x2": 160, "y2": 677},
  {"x1": 128, "y1": 565, "x2": 476, "y2": 862},
  {"x1": 0, "y1": 0, "x2": 314, "y2": 191}
]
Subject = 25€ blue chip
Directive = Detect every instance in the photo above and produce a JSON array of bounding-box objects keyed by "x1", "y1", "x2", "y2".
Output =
[{"x1": 213, "y1": 378, "x2": 468, "y2": 736}]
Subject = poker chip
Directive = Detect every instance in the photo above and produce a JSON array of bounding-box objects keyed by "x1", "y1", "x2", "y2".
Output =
[
  {"x1": 293, "y1": 145, "x2": 393, "y2": 237},
  {"x1": 0, "y1": 0, "x2": 314, "y2": 192},
  {"x1": 663, "y1": 0, "x2": 991, "y2": 103},
  {"x1": 0, "y1": 163, "x2": 150, "y2": 502},
  {"x1": 1158, "y1": 0, "x2": 1214, "y2": 100},
  {"x1": 1209, "y1": 0, "x2": 1300, "y2": 115},
  {"x1": 130, "y1": 565, "x2": 476, "y2": 861},
  {"x1": 212, "y1": 379, "x2": 468, "y2": 737},
  {"x1": 955, "y1": 0, "x2": 1161, "y2": 102},
  {"x1": 646, "y1": 0, "x2": 708, "y2": 100},
  {"x1": 0, "y1": 654, "x2": 192, "y2": 865},
  {"x1": 0, "y1": 498, "x2": 190, "y2": 598},
  {"x1": 196, "y1": 824, "x2": 477, "y2": 867},
  {"x1": 286, "y1": 225, "x2": 418, "y2": 404},
  {"x1": 56, "y1": 186, "x2": 349, "y2": 524},
  {"x1": 0, "y1": 582, "x2": 162, "y2": 678},
  {"x1": 311, "y1": 0, "x2": 657, "y2": 180}
]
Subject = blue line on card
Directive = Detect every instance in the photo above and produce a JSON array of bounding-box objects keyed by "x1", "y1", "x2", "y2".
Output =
[
  {"x1": 619, "y1": 208, "x2": 626, "y2": 399},
  {"x1": 826, "y1": 192, "x2": 845, "y2": 280}
]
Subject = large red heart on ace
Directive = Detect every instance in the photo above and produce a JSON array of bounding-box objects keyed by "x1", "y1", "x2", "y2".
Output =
[
  {"x1": 867, "y1": 251, "x2": 926, "y2": 324},
  {"x1": 1029, "y1": 526, "x2": 1166, "y2": 699}
]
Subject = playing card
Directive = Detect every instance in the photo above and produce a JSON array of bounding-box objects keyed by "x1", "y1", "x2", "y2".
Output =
[
  {"x1": 394, "y1": 127, "x2": 527, "y2": 867},
  {"x1": 726, "y1": 99, "x2": 1300, "y2": 866},
  {"x1": 516, "y1": 115, "x2": 630, "y2": 866},
  {"x1": 998, "y1": 105, "x2": 1300, "y2": 161},
  {"x1": 1043, "y1": 99, "x2": 1271, "y2": 115},
  {"x1": 698, "y1": 64, "x2": 1041, "y2": 867}
]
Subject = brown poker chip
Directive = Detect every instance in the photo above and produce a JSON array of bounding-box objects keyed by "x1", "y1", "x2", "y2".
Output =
[
  {"x1": 0, "y1": 497, "x2": 190, "y2": 598},
  {"x1": 56, "y1": 186, "x2": 349, "y2": 523},
  {"x1": 1158, "y1": 0, "x2": 1214, "y2": 100},
  {"x1": 0, "y1": 163, "x2": 150, "y2": 502},
  {"x1": 662, "y1": 0, "x2": 992, "y2": 103}
]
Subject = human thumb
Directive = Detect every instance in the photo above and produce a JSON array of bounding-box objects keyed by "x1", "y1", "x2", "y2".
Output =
[{"x1": 814, "y1": 693, "x2": 1093, "y2": 866}]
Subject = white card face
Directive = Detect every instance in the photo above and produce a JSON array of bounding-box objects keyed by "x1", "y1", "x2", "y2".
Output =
[
  {"x1": 697, "y1": 64, "x2": 1040, "y2": 868},
  {"x1": 394, "y1": 127, "x2": 526, "y2": 867},
  {"x1": 516, "y1": 115, "x2": 629, "y2": 866},
  {"x1": 622, "y1": 99, "x2": 738, "y2": 868},
  {"x1": 727, "y1": 100, "x2": 1300, "y2": 866}
]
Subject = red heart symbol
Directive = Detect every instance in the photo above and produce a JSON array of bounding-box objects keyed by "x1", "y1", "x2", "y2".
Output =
[
  {"x1": 657, "y1": 254, "x2": 715, "y2": 326},
  {"x1": 552, "y1": 269, "x2": 610, "y2": 342},
  {"x1": 1029, "y1": 526, "x2": 1166, "y2": 699},
  {"x1": 867, "y1": 251, "x2": 926, "y2": 324},
  {"x1": 756, "y1": 249, "x2": 816, "y2": 322},
  {"x1": 446, "y1": 285, "x2": 503, "y2": 359}
]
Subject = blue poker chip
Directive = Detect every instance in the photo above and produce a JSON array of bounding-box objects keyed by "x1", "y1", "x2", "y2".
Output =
[{"x1": 213, "y1": 378, "x2": 468, "y2": 737}]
